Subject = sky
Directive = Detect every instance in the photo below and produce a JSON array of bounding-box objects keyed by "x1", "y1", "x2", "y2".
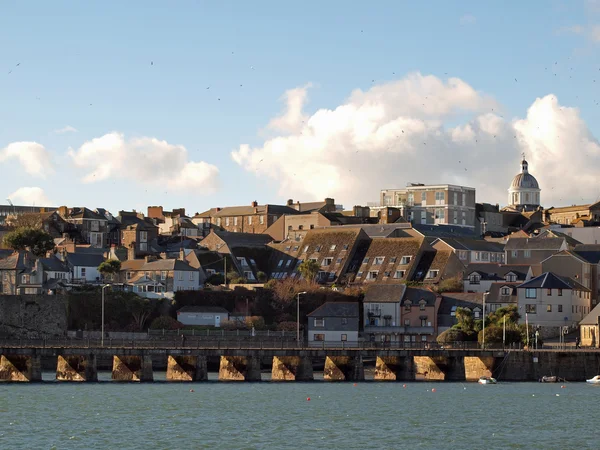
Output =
[{"x1": 2, "y1": 0, "x2": 600, "y2": 214}]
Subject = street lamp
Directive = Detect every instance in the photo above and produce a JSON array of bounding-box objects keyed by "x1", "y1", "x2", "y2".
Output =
[
  {"x1": 482, "y1": 292, "x2": 489, "y2": 349},
  {"x1": 101, "y1": 284, "x2": 111, "y2": 347},
  {"x1": 297, "y1": 291, "x2": 307, "y2": 344}
]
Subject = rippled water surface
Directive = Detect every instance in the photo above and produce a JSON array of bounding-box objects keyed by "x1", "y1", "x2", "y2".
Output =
[{"x1": 0, "y1": 373, "x2": 598, "y2": 449}]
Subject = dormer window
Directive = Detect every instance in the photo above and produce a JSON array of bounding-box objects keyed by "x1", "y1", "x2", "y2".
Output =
[
  {"x1": 404, "y1": 300, "x2": 412, "y2": 311},
  {"x1": 505, "y1": 273, "x2": 517, "y2": 282},
  {"x1": 501, "y1": 286, "x2": 511, "y2": 295},
  {"x1": 374, "y1": 257, "x2": 385, "y2": 265},
  {"x1": 469, "y1": 273, "x2": 481, "y2": 285},
  {"x1": 419, "y1": 300, "x2": 426, "y2": 311},
  {"x1": 400, "y1": 256, "x2": 412, "y2": 265},
  {"x1": 315, "y1": 245, "x2": 322, "y2": 252}
]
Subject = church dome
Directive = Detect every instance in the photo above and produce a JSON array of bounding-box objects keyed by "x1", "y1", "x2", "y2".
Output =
[{"x1": 510, "y1": 172, "x2": 539, "y2": 189}]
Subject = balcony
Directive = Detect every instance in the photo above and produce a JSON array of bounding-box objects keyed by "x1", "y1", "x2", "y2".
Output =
[
  {"x1": 364, "y1": 325, "x2": 406, "y2": 333},
  {"x1": 406, "y1": 326, "x2": 435, "y2": 335}
]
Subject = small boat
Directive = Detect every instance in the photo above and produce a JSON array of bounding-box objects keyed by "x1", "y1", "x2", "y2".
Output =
[
  {"x1": 478, "y1": 376, "x2": 497, "y2": 385},
  {"x1": 539, "y1": 376, "x2": 558, "y2": 383},
  {"x1": 586, "y1": 375, "x2": 600, "y2": 384}
]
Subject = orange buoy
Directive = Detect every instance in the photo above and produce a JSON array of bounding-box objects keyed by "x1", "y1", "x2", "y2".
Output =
[
  {"x1": 189, "y1": 389, "x2": 194, "y2": 393},
  {"x1": 353, "y1": 383, "x2": 357, "y2": 386},
  {"x1": 561, "y1": 385, "x2": 566, "y2": 388},
  {"x1": 431, "y1": 388, "x2": 436, "y2": 393},
  {"x1": 307, "y1": 397, "x2": 311, "y2": 401},
  {"x1": 403, "y1": 384, "x2": 407, "y2": 388}
]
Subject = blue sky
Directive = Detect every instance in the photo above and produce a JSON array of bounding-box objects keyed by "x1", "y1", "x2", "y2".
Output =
[{"x1": 2, "y1": 0, "x2": 600, "y2": 213}]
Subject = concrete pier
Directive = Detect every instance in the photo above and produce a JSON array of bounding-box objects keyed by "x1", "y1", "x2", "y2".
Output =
[
  {"x1": 271, "y1": 356, "x2": 314, "y2": 381},
  {"x1": 324, "y1": 356, "x2": 364, "y2": 381},
  {"x1": 218, "y1": 356, "x2": 261, "y2": 381},
  {"x1": 413, "y1": 356, "x2": 446, "y2": 381},
  {"x1": 112, "y1": 355, "x2": 153, "y2": 382},
  {"x1": 464, "y1": 356, "x2": 495, "y2": 381},
  {"x1": 166, "y1": 355, "x2": 208, "y2": 381},
  {"x1": 374, "y1": 356, "x2": 414, "y2": 381},
  {"x1": 56, "y1": 354, "x2": 97, "y2": 382},
  {"x1": 0, "y1": 354, "x2": 42, "y2": 382}
]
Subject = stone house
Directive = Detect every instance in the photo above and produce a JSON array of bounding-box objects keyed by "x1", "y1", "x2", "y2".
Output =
[
  {"x1": 517, "y1": 272, "x2": 592, "y2": 330},
  {"x1": 63, "y1": 251, "x2": 105, "y2": 284},
  {"x1": 504, "y1": 236, "x2": 569, "y2": 267},
  {"x1": 541, "y1": 250, "x2": 598, "y2": 307},
  {"x1": 437, "y1": 292, "x2": 485, "y2": 334},
  {"x1": 400, "y1": 288, "x2": 440, "y2": 344},
  {"x1": 579, "y1": 303, "x2": 600, "y2": 347},
  {"x1": 307, "y1": 302, "x2": 359, "y2": 346},
  {"x1": 485, "y1": 282, "x2": 519, "y2": 313},
  {"x1": 545, "y1": 202, "x2": 600, "y2": 226},
  {"x1": 463, "y1": 263, "x2": 532, "y2": 293},
  {"x1": 58, "y1": 207, "x2": 108, "y2": 248},
  {"x1": 121, "y1": 221, "x2": 159, "y2": 259},
  {"x1": 0, "y1": 251, "x2": 35, "y2": 294}
]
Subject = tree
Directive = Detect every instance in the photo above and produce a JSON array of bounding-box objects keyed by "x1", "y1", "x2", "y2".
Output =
[
  {"x1": 98, "y1": 259, "x2": 122, "y2": 281},
  {"x1": 128, "y1": 297, "x2": 157, "y2": 330},
  {"x1": 298, "y1": 259, "x2": 320, "y2": 282},
  {"x1": 9, "y1": 213, "x2": 44, "y2": 229},
  {"x1": 437, "y1": 328, "x2": 468, "y2": 344},
  {"x1": 487, "y1": 304, "x2": 520, "y2": 327},
  {"x1": 454, "y1": 307, "x2": 474, "y2": 332},
  {"x1": 205, "y1": 273, "x2": 224, "y2": 285},
  {"x1": 256, "y1": 271, "x2": 267, "y2": 282},
  {"x1": 3, "y1": 227, "x2": 54, "y2": 256},
  {"x1": 149, "y1": 315, "x2": 182, "y2": 330}
]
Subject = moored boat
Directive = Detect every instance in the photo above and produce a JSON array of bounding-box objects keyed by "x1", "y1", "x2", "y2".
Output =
[
  {"x1": 539, "y1": 376, "x2": 557, "y2": 383},
  {"x1": 478, "y1": 376, "x2": 497, "y2": 385},
  {"x1": 586, "y1": 375, "x2": 600, "y2": 384}
]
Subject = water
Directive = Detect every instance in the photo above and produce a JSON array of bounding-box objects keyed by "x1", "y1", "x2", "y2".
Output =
[{"x1": 0, "y1": 373, "x2": 598, "y2": 449}]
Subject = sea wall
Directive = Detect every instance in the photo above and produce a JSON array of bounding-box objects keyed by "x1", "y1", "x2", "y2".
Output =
[{"x1": 0, "y1": 295, "x2": 68, "y2": 339}]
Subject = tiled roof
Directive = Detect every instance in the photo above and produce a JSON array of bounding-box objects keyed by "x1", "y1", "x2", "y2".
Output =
[
  {"x1": 434, "y1": 237, "x2": 504, "y2": 252},
  {"x1": 504, "y1": 237, "x2": 566, "y2": 251},
  {"x1": 307, "y1": 302, "x2": 359, "y2": 318},
  {"x1": 412, "y1": 224, "x2": 478, "y2": 239},
  {"x1": 364, "y1": 284, "x2": 407, "y2": 303},
  {"x1": 580, "y1": 303, "x2": 600, "y2": 325},
  {"x1": 404, "y1": 287, "x2": 437, "y2": 306},
  {"x1": 212, "y1": 204, "x2": 300, "y2": 217},
  {"x1": 517, "y1": 272, "x2": 587, "y2": 290},
  {"x1": 67, "y1": 207, "x2": 107, "y2": 221},
  {"x1": 66, "y1": 252, "x2": 105, "y2": 268},
  {"x1": 355, "y1": 237, "x2": 425, "y2": 284},
  {"x1": 0, "y1": 252, "x2": 26, "y2": 270},
  {"x1": 487, "y1": 282, "x2": 519, "y2": 304},
  {"x1": 123, "y1": 258, "x2": 198, "y2": 272},
  {"x1": 438, "y1": 292, "x2": 484, "y2": 315},
  {"x1": 39, "y1": 257, "x2": 69, "y2": 272},
  {"x1": 212, "y1": 230, "x2": 273, "y2": 248},
  {"x1": 464, "y1": 263, "x2": 530, "y2": 281},
  {"x1": 573, "y1": 244, "x2": 600, "y2": 264}
]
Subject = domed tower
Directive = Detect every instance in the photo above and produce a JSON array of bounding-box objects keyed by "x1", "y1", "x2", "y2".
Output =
[{"x1": 508, "y1": 155, "x2": 541, "y2": 211}]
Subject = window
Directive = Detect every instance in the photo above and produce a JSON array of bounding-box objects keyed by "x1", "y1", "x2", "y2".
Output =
[
  {"x1": 421, "y1": 335, "x2": 428, "y2": 342},
  {"x1": 525, "y1": 288, "x2": 537, "y2": 299},
  {"x1": 140, "y1": 242, "x2": 147, "y2": 252},
  {"x1": 336, "y1": 258, "x2": 343, "y2": 264},
  {"x1": 404, "y1": 319, "x2": 411, "y2": 326},
  {"x1": 390, "y1": 257, "x2": 397, "y2": 263},
  {"x1": 421, "y1": 211, "x2": 426, "y2": 224},
  {"x1": 178, "y1": 272, "x2": 184, "y2": 281},
  {"x1": 330, "y1": 244, "x2": 336, "y2": 251},
  {"x1": 293, "y1": 246, "x2": 299, "y2": 252},
  {"x1": 285, "y1": 260, "x2": 292, "y2": 268},
  {"x1": 285, "y1": 246, "x2": 291, "y2": 251},
  {"x1": 435, "y1": 191, "x2": 444, "y2": 205},
  {"x1": 558, "y1": 305, "x2": 563, "y2": 312},
  {"x1": 341, "y1": 334, "x2": 347, "y2": 341},
  {"x1": 421, "y1": 192, "x2": 427, "y2": 202},
  {"x1": 526, "y1": 304, "x2": 537, "y2": 314},
  {"x1": 357, "y1": 271, "x2": 364, "y2": 278},
  {"x1": 404, "y1": 301, "x2": 412, "y2": 311},
  {"x1": 420, "y1": 318, "x2": 427, "y2": 327},
  {"x1": 233, "y1": 217, "x2": 238, "y2": 226},
  {"x1": 298, "y1": 225, "x2": 303, "y2": 230},
  {"x1": 450, "y1": 306, "x2": 457, "y2": 316},
  {"x1": 315, "y1": 245, "x2": 322, "y2": 252},
  {"x1": 322, "y1": 258, "x2": 333, "y2": 266},
  {"x1": 394, "y1": 270, "x2": 406, "y2": 279},
  {"x1": 384, "y1": 271, "x2": 391, "y2": 277},
  {"x1": 161, "y1": 271, "x2": 167, "y2": 281},
  {"x1": 453, "y1": 192, "x2": 458, "y2": 205},
  {"x1": 469, "y1": 274, "x2": 480, "y2": 285},
  {"x1": 427, "y1": 270, "x2": 439, "y2": 279},
  {"x1": 244, "y1": 271, "x2": 254, "y2": 280},
  {"x1": 374, "y1": 257, "x2": 385, "y2": 265},
  {"x1": 225, "y1": 217, "x2": 230, "y2": 226},
  {"x1": 511, "y1": 250, "x2": 518, "y2": 258},
  {"x1": 21, "y1": 274, "x2": 29, "y2": 284},
  {"x1": 462, "y1": 193, "x2": 466, "y2": 206},
  {"x1": 314, "y1": 318, "x2": 324, "y2": 327},
  {"x1": 558, "y1": 289, "x2": 563, "y2": 296},
  {"x1": 547, "y1": 288, "x2": 552, "y2": 296},
  {"x1": 419, "y1": 300, "x2": 426, "y2": 311},
  {"x1": 341, "y1": 318, "x2": 348, "y2": 325},
  {"x1": 189, "y1": 272, "x2": 194, "y2": 281},
  {"x1": 458, "y1": 251, "x2": 468, "y2": 260},
  {"x1": 343, "y1": 244, "x2": 349, "y2": 250},
  {"x1": 501, "y1": 287, "x2": 511, "y2": 295},
  {"x1": 524, "y1": 250, "x2": 531, "y2": 258},
  {"x1": 139, "y1": 231, "x2": 147, "y2": 242},
  {"x1": 277, "y1": 259, "x2": 284, "y2": 267},
  {"x1": 259, "y1": 215, "x2": 264, "y2": 225},
  {"x1": 248, "y1": 216, "x2": 252, "y2": 225},
  {"x1": 506, "y1": 273, "x2": 517, "y2": 282},
  {"x1": 547, "y1": 305, "x2": 552, "y2": 312},
  {"x1": 362, "y1": 257, "x2": 370, "y2": 264},
  {"x1": 216, "y1": 218, "x2": 221, "y2": 227},
  {"x1": 314, "y1": 334, "x2": 325, "y2": 341},
  {"x1": 367, "y1": 271, "x2": 379, "y2": 280},
  {"x1": 400, "y1": 256, "x2": 411, "y2": 265},
  {"x1": 303, "y1": 246, "x2": 309, "y2": 253},
  {"x1": 81, "y1": 268, "x2": 86, "y2": 277}
]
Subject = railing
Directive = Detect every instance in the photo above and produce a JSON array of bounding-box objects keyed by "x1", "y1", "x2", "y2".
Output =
[{"x1": 148, "y1": 329, "x2": 296, "y2": 338}]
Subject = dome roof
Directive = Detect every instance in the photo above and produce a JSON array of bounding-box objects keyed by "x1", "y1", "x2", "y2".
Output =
[{"x1": 511, "y1": 172, "x2": 539, "y2": 189}]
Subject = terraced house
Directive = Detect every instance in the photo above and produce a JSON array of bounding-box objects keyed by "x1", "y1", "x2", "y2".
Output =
[
  {"x1": 432, "y1": 237, "x2": 505, "y2": 265},
  {"x1": 463, "y1": 263, "x2": 533, "y2": 293},
  {"x1": 58, "y1": 206, "x2": 108, "y2": 248}
]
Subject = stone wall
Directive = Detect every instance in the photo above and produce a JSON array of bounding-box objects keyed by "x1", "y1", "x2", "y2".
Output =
[{"x1": 0, "y1": 295, "x2": 68, "y2": 338}]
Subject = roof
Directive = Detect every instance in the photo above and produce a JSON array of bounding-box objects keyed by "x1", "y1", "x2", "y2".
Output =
[
  {"x1": 487, "y1": 282, "x2": 519, "y2": 304},
  {"x1": 39, "y1": 257, "x2": 68, "y2": 272},
  {"x1": 464, "y1": 263, "x2": 530, "y2": 281},
  {"x1": 212, "y1": 204, "x2": 300, "y2": 217},
  {"x1": 307, "y1": 302, "x2": 359, "y2": 318},
  {"x1": 536, "y1": 230, "x2": 582, "y2": 247},
  {"x1": 334, "y1": 223, "x2": 413, "y2": 238},
  {"x1": 438, "y1": 292, "x2": 485, "y2": 328},
  {"x1": 573, "y1": 244, "x2": 600, "y2": 264},
  {"x1": 177, "y1": 306, "x2": 229, "y2": 314},
  {"x1": 504, "y1": 237, "x2": 566, "y2": 251},
  {"x1": 404, "y1": 287, "x2": 437, "y2": 306},
  {"x1": 66, "y1": 252, "x2": 105, "y2": 268},
  {"x1": 511, "y1": 172, "x2": 539, "y2": 189},
  {"x1": 412, "y1": 224, "x2": 478, "y2": 239},
  {"x1": 66, "y1": 207, "x2": 107, "y2": 221},
  {"x1": 363, "y1": 284, "x2": 407, "y2": 303},
  {"x1": 518, "y1": 272, "x2": 588, "y2": 291},
  {"x1": 434, "y1": 237, "x2": 504, "y2": 252},
  {"x1": 122, "y1": 258, "x2": 198, "y2": 272},
  {"x1": 0, "y1": 252, "x2": 28, "y2": 270},
  {"x1": 211, "y1": 230, "x2": 273, "y2": 248},
  {"x1": 546, "y1": 204, "x2": 594, "y2": 214},
  {"x1": 580, "y1": 303, "x2": 600, "y2": 325}
]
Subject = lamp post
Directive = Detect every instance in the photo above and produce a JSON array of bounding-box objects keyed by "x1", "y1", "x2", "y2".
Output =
[
  {"x1": 101, "y1": 284, "x2": 111, "y2": 347},
  {"x1": 297, "y1": 291, "x2": 307, "y2": 344},
  {"x1": 482, "y1": 292, "x2": 489, "y2": 349}
]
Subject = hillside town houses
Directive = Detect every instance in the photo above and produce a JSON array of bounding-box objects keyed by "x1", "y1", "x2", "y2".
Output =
[{"x1": 4, "y1": 156, "x2": 600, "y2": 346}]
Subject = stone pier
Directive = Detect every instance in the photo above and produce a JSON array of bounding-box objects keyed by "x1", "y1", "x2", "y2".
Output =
[
  {"x1": 464, "y1": 356, "x2": 495, "y2": 381},
  {"x1": 166, "y1": 355, "x2": 207, "y2": 381},
  {"x1": 56, "y1": 354, "x2": 97, "y2": 382},
  {"x1": 219, "y1": 356, "x2": 261, "y2": 381},
  {"x1": 374, "y1": 356, "x2": 414, "y2": 381},
  {"x1": 324, "y1": 356, "x2": 364, "y2": 381},
  {"x1": 271, "y1": 356, "x2": 314, "y2": 381},
  {"x1": 112, "y1": 355, "x2": 153, "y2": 382},
  {"x1": 0, "y1": 354, "x2": 42, "y2": 382},
  {"x1": 413, "y1": 356, "x2": 446, "y2": 381}
]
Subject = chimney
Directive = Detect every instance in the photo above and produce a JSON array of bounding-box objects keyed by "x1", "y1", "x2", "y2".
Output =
[
  {"x1": 251, "y1": 201, "x2": 258, "y2": 207},
  {"x1": 127, "y1": 245, "x2": 136, "y2": 260},
  {"x1": 58, "y1": 206, "x2": 68, "y2": 218},
  {"x1": 179, "y1": 248, "x2": 185, "y2": 261},
  {"x1": 160, "y1": 252, "x2": 167, "y2": 260},
  {"x1": 287, "y1": 199, "x2": 293, "y2": 206},
  {"x1": 216, "y1": 207, "x2": 222, "y2": 212}
]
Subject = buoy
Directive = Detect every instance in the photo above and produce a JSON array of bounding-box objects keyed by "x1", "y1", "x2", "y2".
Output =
[
  {"x1": 561, "y1": 385, "x2": 566, "y2": 389},
  {"x1": 189, "y1": 389, "x2": 194, "y2": 393},
  {"x1": 431, "y1": 388, "x2": 436, "y2": 393},
  {"x1": 556, "y1": 394, "x2": 560, "y2": 397},
  {"x1": 307, "y1": 397, "x2": 311, "y2": 401},
  {"x1": 403, "y1": 384, "x2": 407, "y2": 388},
  {"x1": 353, "y1": 383, "x2": 357, "y2": 386}
]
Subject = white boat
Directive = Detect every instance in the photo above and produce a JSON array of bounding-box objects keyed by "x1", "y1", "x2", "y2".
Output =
[
  {"x1": 478, "y1": 377, "x2": 497, "y2": 385},
  {"x1": 586, "y1": 375, "x2": 600, "y2": 384}
]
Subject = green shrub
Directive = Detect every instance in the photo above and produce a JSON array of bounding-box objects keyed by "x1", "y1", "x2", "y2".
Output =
[
  {"x1": 437, "y1": 328, "x2": 468, "y2": 344},
  {"x1": 149, "y1": 315, "x2": 183, "y2": 330},
  {"x1": 477, "y1": 325, "x2": 521, "y2": 344}
]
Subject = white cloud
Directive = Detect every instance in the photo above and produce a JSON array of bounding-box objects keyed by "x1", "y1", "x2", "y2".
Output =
[
  {"x1": 556, "y1": 24, "x2": 586, "y2": 35},
  {"x1": 267, "y1": 83, "x2": 313, "y2": 134},
  {"x1": 54, "y1": 125, "x2": 78, "y2": 134},
  {"x1": 459, "y1": 14, "x2": 476, "y2": 25},
  {"x1": 0, "y1": 142, "x2": 53, "y2": 178},
  {"x1": 231, "y1": 73, "x2": 600, "y2": 209},
  {"x1": 68, "y1": 132, "x2": 220, "y2": 192},
  {"x1": 7, "y1": 187, "x2": 52, "y2": 206}
]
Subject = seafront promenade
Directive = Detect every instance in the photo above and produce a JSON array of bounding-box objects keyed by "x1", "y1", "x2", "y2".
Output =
[{"x1": 2, "y1": 339, "x2": 600, "y2": 383}]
